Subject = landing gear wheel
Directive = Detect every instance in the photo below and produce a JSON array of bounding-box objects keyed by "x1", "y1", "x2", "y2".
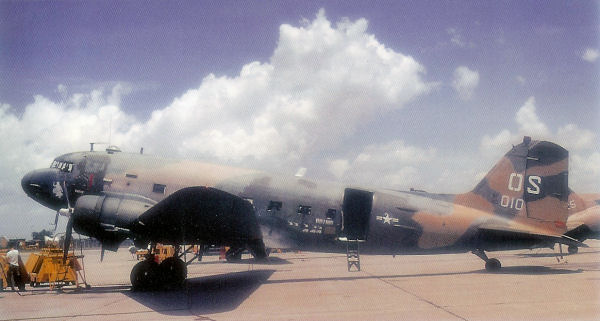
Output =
[
  {"x1": 225, "y1": 247, "x2": 243, "y2": 262},
  {"x1": 248, "y1": 239, "x2": 268, "y2": 261},
  {"x1": 130, "y1": 260, "x2": 159, "y2": 291},
  {"x1": 485, "y1": 258, "x2": 501, "y2": 271},
  {"x1": 568, "y1": 245, "x2": 578, "y2": 255},
  {"x1": 159, "y1": 257, "x2": 187, "y2": 290}
]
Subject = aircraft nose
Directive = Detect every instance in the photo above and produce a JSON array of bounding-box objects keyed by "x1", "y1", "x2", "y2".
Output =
[
  {"x1": 21, "y1": 171, "x2": 31, "y2": 194},
  {"x1": 22, "y1": 168, "x2": 50, "y2": 196},
  {"x1": 21, "y1": 168, "x2": 64, "y2": 209},
  {"x1": 21, "y1": 170, "x2": 41, "y2": 196}
]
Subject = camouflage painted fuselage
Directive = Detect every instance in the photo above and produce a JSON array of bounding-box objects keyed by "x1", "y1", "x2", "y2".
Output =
[{"x1": 22, "y1": 138, "x2": 575, "y2": 256}]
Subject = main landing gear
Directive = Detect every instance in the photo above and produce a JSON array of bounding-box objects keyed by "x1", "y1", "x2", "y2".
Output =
[
  {"x1": 130, "y1": 245, "x2": 188, "y2": 291},
  {"x1": 472, "y1": 249, "x2": 501, "y2": 272},
  {"x1": 130, "y1": 257, "x2": 187, "y2": 291}
]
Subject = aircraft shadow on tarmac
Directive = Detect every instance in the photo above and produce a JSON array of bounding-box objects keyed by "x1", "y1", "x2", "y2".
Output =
[
  {"x1": 42, "y1": 264, "x2": 581, "y2": 316},
  {"x1": 261, "y1": 266, "x2": 582, "y2": 286},
  {"x1": 124, "y1": 269, "x2": 276, "y2": 316},
  {"x1": 191, "y1": 257, "x2": 292, "y2": 265},
  {"x1": 516, "y1": 250, "x2": 600, "y2": 258},
  {"x1": 474, "y1": 266, "x2": 583, "y2": 275}
]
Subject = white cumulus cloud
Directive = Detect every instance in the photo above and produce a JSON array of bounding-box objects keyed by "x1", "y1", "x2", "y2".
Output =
[
  {"x1": 328, "y1": 140, "x2": 436, "y2": 190},
  {"x1": 515, "y1": 97, "x2": 550, "y2": 137},
  {"x1": 582, "y1": 48, "x2": 599, "y2": 62},
  {"x1": 122, "y1": 9, "x2": 433, "y2": 163},
  {"x1": 452, "y1": 66, "x2": 479, "y2": 100}
]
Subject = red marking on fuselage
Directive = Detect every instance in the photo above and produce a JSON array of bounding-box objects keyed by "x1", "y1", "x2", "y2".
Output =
[{"x1": 88, "y1": 174, "x2": 94, "y2": 190}]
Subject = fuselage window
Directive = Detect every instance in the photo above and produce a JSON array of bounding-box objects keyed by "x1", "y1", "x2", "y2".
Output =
[
  {"x1": 297, "y1": 205, "x2": 311, "y2": 216},
  {"x1": 267, "y1": 201, "x2": 282, "y2": 212},
  {"x1": 126, "y1": 173, "x2": 138, "y2": 179},
  {"x1": 152, "y1": 183, "x2": 166, "y2": 194},
  {"x1": 326, "y1": 209, "x2": 337, "y2": 220}
]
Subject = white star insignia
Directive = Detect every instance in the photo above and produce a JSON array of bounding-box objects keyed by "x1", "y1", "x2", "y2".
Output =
[{"x1": 382, "y1": 212, "x2": 392, "y2": 224}]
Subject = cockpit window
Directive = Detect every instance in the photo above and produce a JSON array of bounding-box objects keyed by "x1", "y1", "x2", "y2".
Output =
[{"x1": 50, "y1": 160, "x2": 74, "y2": 173}]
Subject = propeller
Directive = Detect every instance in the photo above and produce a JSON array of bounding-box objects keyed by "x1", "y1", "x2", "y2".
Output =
[
  {"x1": 51, "y1": 211, "x2": 60, "y2": 232},
  {"x1": 52, "y1": 180, "x2": 72, "y2": 232},
  {"x1": 63, "y1": 216, "x2": 74, "y2": 262},
  {"x1": 61, "y1": 180, "x2": 74, "y2": 262}
]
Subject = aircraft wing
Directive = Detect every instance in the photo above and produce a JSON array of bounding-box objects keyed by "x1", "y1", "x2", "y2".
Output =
[
  {"x1": 129, "y1": 187, "x2": 266, "y2": 252},
  {"x1": 476, "y1": 223, "x2": 587, "y2": 251}
]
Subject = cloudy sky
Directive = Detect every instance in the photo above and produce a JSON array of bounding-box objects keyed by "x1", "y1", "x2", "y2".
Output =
[{"x1": 1, "y1": 1, "x2": 598, "y2": 238}]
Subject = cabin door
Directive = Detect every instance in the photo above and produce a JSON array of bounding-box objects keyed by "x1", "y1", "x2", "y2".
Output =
[{"x1": 341, "y1": 188, "x2": 373, "y2": 241}]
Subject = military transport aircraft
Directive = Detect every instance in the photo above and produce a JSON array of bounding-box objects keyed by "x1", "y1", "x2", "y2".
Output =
[{"x1": 21, "y1": 137, "x2": 585, "y2": 290}]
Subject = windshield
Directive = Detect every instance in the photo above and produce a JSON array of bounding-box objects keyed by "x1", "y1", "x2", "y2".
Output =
[{"x1": 50, "y1": 160, "x2": 74, "y2": 172}]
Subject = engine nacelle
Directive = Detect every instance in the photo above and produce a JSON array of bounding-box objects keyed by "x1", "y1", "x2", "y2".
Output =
[{"x1": 72, "y1": 193, "x2": 156, "y2": 250}]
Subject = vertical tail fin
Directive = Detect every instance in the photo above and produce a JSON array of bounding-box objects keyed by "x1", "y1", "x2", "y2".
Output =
[{"x1": 459, "y1": 137, "x2": 569, "y2": 231}]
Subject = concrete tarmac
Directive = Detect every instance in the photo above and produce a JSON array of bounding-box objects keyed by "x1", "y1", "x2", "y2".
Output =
[{"x1": 1, "y1": 241, "x2": 599, "y2": 321}]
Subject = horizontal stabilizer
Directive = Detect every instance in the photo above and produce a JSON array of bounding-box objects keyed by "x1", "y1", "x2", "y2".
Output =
[{"x1": 476, "y1": 224, "x2": 586, "y2": 251}]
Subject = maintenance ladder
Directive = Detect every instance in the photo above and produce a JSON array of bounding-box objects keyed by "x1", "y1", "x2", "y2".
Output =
[{"x1": 346, "y1": 240, "x2": 361, "y2": 271}]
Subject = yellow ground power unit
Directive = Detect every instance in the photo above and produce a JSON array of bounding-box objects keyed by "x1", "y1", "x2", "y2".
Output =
[{"x1": 25, "y1": 247, "x2": 83, "y2": 289}]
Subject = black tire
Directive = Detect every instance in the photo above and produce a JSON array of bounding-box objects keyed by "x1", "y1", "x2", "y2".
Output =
[
  {"x1": 568, "y1": 245, "x2": 578, "y2": 255},
  {"x1": 485, "y1": 258, "x2": 501, "y2": 271},
  {"x1": 159, "y1": 257, "x2": 187, "y2": 290},
  {"x1": 130, "y1": 260, "x2": 159, "y2": 291},
  {"x1": 248, "y1": 239, "x2": 268, "y2": 260}
]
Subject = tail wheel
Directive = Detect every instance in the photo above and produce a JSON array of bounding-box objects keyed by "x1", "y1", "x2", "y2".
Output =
[
  {"x1": 159, "y1": 257, "x2": 187, "y2": 289},
  {"x1": 130, "y1": 260, "x2": 159, "y2": 291},
  {"x1": 485, "y1": 258, "x2": 501, "y2": 271}
]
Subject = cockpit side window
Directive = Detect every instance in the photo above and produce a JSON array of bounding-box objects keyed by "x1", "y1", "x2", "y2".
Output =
[
  {"x1": 80, "y1": 154, "x2": 109, "y2": 193},
  {"x1": 50, "y1": 160, "x2": 74, "y2": 173}
]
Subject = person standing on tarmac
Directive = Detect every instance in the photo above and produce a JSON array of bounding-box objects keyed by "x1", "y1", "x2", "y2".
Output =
[{"x1": 6, "y1": 245, "x2": 25, "y2": 291}]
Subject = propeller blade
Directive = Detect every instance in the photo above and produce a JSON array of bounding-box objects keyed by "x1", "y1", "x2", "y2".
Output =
[
  {"x1": 63, "y1": 216, "x2": 73, "y2": 262},
  {"x1": 100, "y1": 246, "x2": 105, "y2": 262},
  {"x1": 52, "y1": 211, "x2": 60, "y2": 232},
  {"x1": 62, "y1": 181, "x2": 72, "y2": 208}
]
